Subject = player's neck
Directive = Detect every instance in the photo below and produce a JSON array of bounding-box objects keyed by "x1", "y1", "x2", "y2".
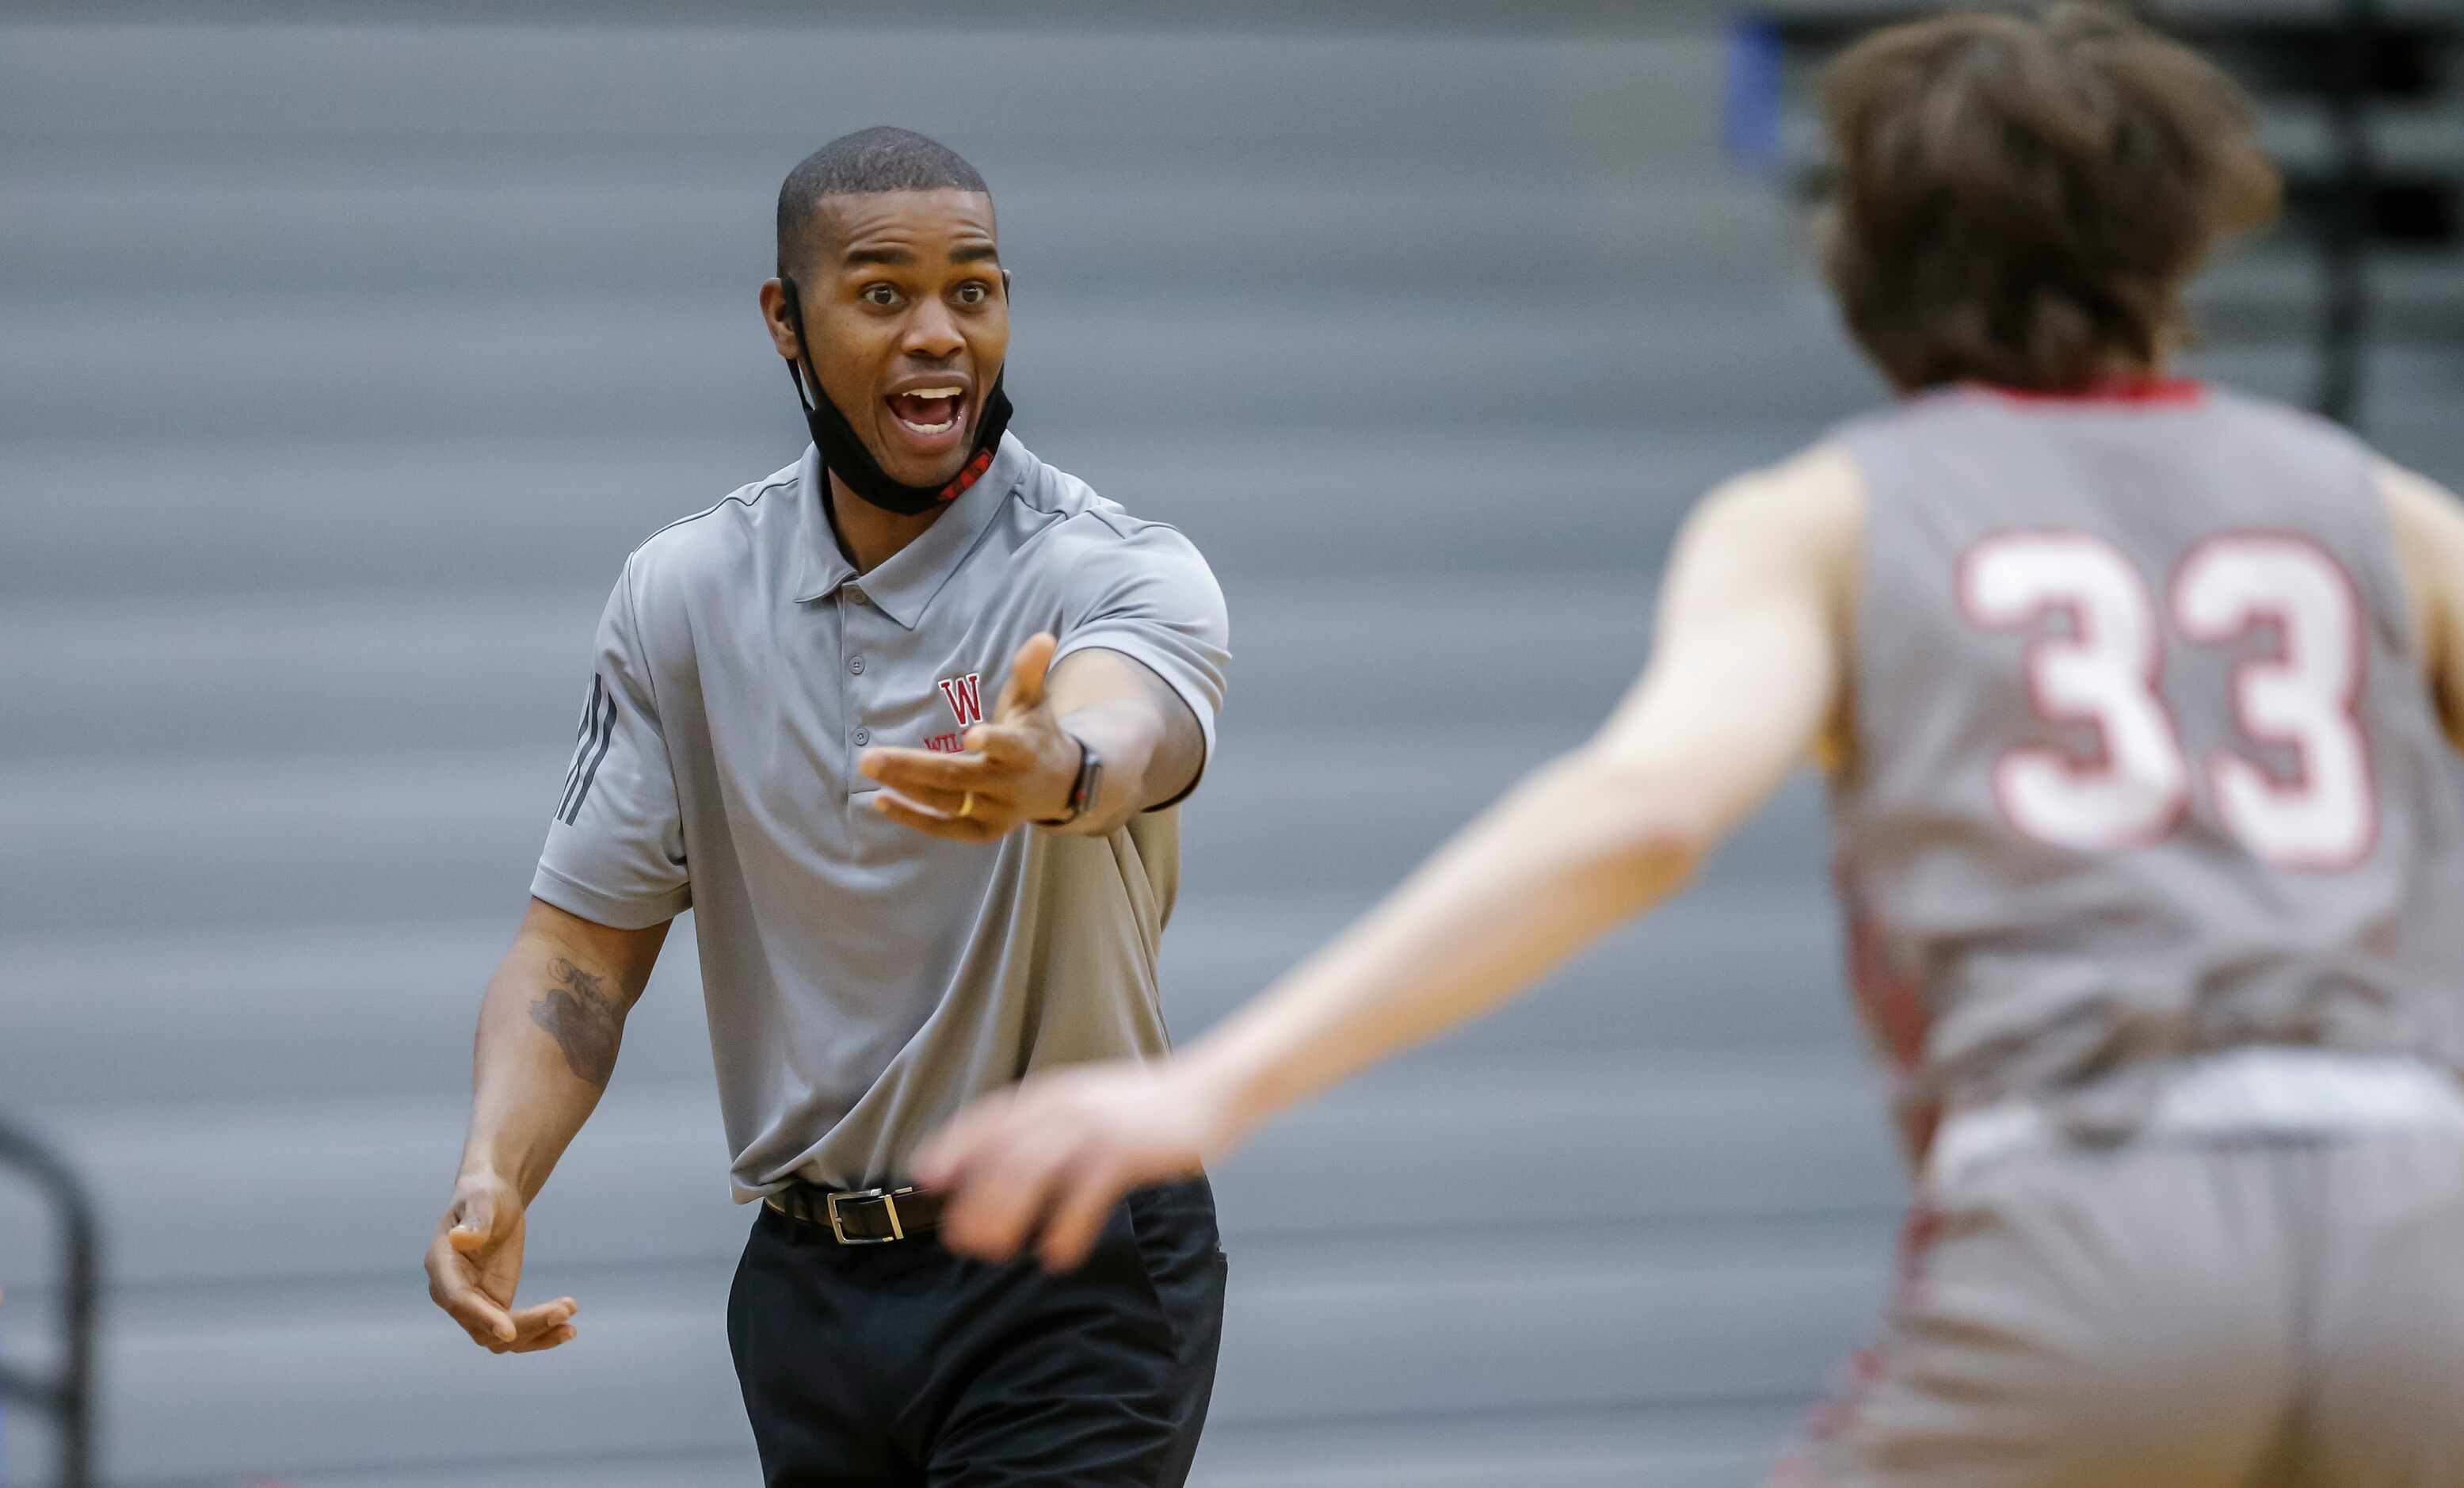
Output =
[
  {"x1": 826, "y1": 471, "x2": 948, "y2": 575},
  {"x1": 2095, "y1": 350, "x2": 2169, "y2": 387}
]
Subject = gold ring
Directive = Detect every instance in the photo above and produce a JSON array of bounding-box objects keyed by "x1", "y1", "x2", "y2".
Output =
[{"x1": 959, "y1": 792, "x2": 977, "y2": 819}]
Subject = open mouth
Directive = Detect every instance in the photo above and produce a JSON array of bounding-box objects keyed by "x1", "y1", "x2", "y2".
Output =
[{"x1": 887, "y1": 386, "x2": 967, "y2": 439}]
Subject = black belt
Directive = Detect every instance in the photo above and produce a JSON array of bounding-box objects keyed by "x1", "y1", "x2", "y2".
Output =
[{"x1": 764, "y1": 1184, "x2": 947, "y2": 1245}]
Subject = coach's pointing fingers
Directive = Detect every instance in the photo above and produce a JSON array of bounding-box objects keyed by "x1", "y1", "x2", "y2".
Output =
[
  {"x1": 866, "y1": 635, "x2": 1082, "y2": 845},
  {"x1": 873, "y1": 788, "x2": 1010, "y2": 843},
  {"x1": 994, "y1": 632, "x2": 1058, "y2": 721},
  {"x1": 860, "y1": 746, "x2": 994, "y2": 796}
]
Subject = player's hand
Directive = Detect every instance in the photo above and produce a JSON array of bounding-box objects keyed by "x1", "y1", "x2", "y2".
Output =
[
  {"x1": 915, "y1": 1059, "x2": 1234, "y2": 1272},
  {"x1": 859, "y1": 632, "x2": 1082, "y2": 842},
  {"x1": 424, "y1": 1170, "x2": 578, "y2": 1355}
]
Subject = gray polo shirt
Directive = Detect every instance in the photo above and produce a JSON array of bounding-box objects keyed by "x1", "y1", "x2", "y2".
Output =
[{"x1": 531, "y1": 433, "x2": 1230, "y2": 1197}]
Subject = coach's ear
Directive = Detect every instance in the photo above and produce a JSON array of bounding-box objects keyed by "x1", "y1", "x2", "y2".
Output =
[
  {"x1": 758, "y1": 278, "x2": 801, "y2": 364},
  {"x1": 1001, "y1": 269, "x2": 1013, "y2": 302}
]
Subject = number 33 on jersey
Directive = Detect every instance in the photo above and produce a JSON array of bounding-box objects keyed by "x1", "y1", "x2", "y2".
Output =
[{"x1": 1959, "y1": 529, "x2": 2374, "y2": 869}]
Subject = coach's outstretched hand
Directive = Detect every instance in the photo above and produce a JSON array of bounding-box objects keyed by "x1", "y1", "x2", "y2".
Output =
[
  {"x1": 425, "y1": 1170, "x2": 578, "y2": 1355},
  {"x1": 860, "y1": 632, "x2": 1084, "y2": 843},
  {"x1": 917, "y1": 1059, "x2": 1234, "y2": 1271}
]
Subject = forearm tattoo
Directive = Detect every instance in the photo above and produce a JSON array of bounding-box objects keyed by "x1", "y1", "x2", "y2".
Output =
[{"x1": 529, "y1": 957, "x2": 623, "y2": 1087}]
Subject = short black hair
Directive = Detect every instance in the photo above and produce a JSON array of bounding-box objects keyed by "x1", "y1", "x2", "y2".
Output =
[{"x1": 776, "y1": 126, "x2": 991, "y2": 279}]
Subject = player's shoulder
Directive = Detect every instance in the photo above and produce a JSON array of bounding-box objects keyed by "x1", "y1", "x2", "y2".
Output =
[
  {"x1": 1662, "y1": 442, "x2": 1868, "y2": 615},
  {"x1": 2381, "y1": 456, "x2": 2464, "y2": 578},
  {"x1": 2383, "y1": 459, "x2": 2464, "y2": 513},
  {"x1": 1694, "y1": 440, "x2": 1867, "y2": 544},
  {"x1": 2197, "y1": 382, "x2": 2378, "y2": 464},
  {"x1": 2181, "y1": 383, "x2": 2451, "y2": 523}
]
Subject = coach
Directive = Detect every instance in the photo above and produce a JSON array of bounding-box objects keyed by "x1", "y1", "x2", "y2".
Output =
[{"x1": 422, "y1": 126, "x2": 1231, "y2": 1486}]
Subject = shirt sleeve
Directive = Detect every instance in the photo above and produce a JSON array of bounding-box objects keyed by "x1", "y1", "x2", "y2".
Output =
[
  {"x1": 1051, "y1": 519, "x2": 1231, "y2": 809},
  {"x1": 530, "y1": 555, "x2": 692, "y2": 929}
]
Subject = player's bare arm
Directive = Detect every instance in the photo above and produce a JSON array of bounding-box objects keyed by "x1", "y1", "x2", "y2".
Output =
[
  {"x1": 2382, "y1": 459, "x2": 2464, "y2": 754},
  {"x1": 425, "y1": 897, "x2": 669, "y2": 1353},
  {"x1": 860, "y1": 633, "x2": 1206, "y2": 842},
  {"x1": 917, "y1": 445, "x2": 1865, "y2": 1269}
]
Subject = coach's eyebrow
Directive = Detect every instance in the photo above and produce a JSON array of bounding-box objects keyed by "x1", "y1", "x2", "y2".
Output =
[
  {"x1": 949, "y1": 243, "x2": 1001, "y2": 265},
  {"x1": 841, "y1": 245, "x2": 918, "y2": 267}
]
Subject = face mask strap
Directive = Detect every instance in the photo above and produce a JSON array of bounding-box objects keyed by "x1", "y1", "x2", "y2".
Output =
[{"x1": 778, "y1": 277, "x2": 823, "y2": 416}]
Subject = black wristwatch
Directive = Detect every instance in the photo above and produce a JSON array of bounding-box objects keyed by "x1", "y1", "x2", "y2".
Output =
[{"x1": 1039, "y1": 737, "x2": 1104, "y2": 828}]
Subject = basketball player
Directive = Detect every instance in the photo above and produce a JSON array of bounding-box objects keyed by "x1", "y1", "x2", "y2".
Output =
[{"x1": 915, "y1": 9, "x2": 2464, "y2": 1482}]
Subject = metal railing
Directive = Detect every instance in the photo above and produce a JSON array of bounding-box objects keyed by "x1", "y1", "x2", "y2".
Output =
[
  {"x1": 2317, "y1": 0, "x2": 2381, "y2": 425},
  {"x1": 0, "y1": 1115, "x2": 98, "y2": 1488}
]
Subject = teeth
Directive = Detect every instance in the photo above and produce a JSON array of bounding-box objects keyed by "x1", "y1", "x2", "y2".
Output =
[{"x1": 893, "y1": 387, "x2": 962, "y2": 437}]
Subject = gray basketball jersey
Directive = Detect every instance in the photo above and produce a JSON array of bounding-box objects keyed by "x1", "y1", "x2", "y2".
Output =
[{"x1": 1828, "y1": 383, "x2": 2464, "y2": 1153}]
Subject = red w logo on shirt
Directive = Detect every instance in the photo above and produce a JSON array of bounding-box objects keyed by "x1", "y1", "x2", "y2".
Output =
[{"x1": 938, "y1": 672, "x2": 985, "y2": 729}]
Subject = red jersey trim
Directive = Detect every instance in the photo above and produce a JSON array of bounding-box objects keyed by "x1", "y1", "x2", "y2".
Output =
[{"x1": 1969, "y1": 378, "x2": 2207, "y2": 407}]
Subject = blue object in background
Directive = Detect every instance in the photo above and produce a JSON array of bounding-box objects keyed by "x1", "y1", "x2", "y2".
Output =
[{"x1": 1726, "y1": 13, "x2": 1786, "y2": 172}]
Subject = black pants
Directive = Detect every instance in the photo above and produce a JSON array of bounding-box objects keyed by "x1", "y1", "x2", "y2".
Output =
[{"x1": 727, "y1": 1176, "x2": 1226, "y2": 1486}]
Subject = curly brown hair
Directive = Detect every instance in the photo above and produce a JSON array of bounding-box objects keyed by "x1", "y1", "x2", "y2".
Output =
[{"x1": 1818, "y1": 4, "x2": 2283, "y2": 392}]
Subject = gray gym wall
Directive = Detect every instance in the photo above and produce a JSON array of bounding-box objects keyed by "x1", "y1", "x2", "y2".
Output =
[{"x1": 2, "y1": 5, "x2": 2456, "y2": 1485}]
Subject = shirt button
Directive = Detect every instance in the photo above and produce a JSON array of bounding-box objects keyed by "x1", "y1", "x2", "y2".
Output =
[
  {"x1": 845, "y1": 587, "x2": 868, "y2": 606},
  {"x1": 849, "y1": 656, "x2": 865, "y2": 675},
  {"x1": 852, "y1": 727, "x2": 872, "y2": 746}
]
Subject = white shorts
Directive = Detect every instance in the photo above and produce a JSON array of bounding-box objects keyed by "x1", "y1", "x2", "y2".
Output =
[{"x1": 1775, "y1": 1050, "x2": 2464, "y2": 1488}]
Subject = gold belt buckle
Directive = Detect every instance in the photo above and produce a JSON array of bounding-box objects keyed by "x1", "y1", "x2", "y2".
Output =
[{"x1": 824, "y1": 1186, "x2": 908, "y2": 1245}]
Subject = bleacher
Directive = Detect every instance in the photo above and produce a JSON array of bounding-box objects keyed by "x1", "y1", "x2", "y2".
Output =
[{"x1": 0, "y1": 5, "x2": 2456, "y2": 1485}]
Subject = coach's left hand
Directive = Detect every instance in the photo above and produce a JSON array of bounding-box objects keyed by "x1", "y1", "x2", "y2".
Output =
[{"x1": 860, "y1": 632, "x2": 1081, "y2": 842}]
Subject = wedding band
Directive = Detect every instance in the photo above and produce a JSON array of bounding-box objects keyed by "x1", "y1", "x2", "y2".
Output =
[{"x1": 959, "y1": 792, "x2": 977, "y2": 819}]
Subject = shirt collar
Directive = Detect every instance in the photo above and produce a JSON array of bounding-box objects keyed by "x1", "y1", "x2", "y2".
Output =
[{"x1": 791, "y1": 433, "x2": 1028, "y2": 628}]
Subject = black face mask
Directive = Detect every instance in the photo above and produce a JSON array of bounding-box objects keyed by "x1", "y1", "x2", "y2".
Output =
[{"x1": 777, "y1": 276, "x2": 1015, "y2": 517}]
